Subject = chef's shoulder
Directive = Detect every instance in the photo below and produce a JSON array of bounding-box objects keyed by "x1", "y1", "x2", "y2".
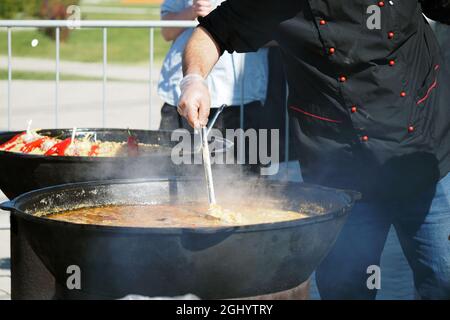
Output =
[{"x1": 198, "y1": 0, "x2": 301, "y2": 54}]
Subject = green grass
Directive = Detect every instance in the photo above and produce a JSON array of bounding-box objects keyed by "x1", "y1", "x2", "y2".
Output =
[
  {"x1": 0, "y1": 2, "x2": 172, "y2": 64},
  {"x1": 0, "y1": 69, "x2": 102, "y2": 81},
  {"x1": 0, "y1": 69, "x2": 147, "y2": 81},
  {"x1": 0, "y1": 27, "x2": 170, "y2": 64}
]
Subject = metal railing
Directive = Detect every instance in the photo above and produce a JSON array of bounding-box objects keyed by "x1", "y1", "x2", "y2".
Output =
[
  {"x1": 0, "y1": 19, "x2": 291, "y2": 168},
  {"x1": 0, "y1": 20, "x2": 197, "y2": 130}
]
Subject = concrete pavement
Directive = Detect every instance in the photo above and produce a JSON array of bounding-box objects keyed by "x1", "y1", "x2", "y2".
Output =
[
  {"x1": 0, "y1": 80, "x2": 164, "y2": 131},
  {"x1": 0, "y1": 56, "x2": 160, "y2": 82}
]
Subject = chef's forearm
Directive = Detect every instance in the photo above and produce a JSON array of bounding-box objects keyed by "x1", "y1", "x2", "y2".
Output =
[{"x1": 182, "y1": 27, "x2": 222, "y2": 78}]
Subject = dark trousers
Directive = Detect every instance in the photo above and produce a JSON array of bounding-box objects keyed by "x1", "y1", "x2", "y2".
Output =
[{"x1": 316, "y1": 173, "x2": 450, "y2": 300}]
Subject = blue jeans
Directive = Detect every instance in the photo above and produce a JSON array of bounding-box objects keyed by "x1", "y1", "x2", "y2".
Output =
[{"x1": 316, "y1": 173, "x2": 450, "y2": 300}]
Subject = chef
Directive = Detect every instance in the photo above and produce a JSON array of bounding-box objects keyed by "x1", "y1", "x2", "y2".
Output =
[{"x1": 177, "y1": 0, "x2": 450, "y2": 299}]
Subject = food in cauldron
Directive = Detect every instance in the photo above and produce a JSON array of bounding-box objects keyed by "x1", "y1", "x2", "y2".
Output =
[
  {"x1": 43, "y1": 200, "x2": 324, "y2": 227},
  {"x1": 0, "y1": 128, "x2": 160, "y2": 157}
]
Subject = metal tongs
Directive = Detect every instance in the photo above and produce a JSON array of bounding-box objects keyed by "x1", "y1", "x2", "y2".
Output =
[{"x1": 200, "y1": 104, "x2": 226, "y2": 205}]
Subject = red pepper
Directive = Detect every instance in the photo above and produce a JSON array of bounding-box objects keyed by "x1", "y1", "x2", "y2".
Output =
[
  {"x1": 0, "y1": 132, "x2": 25, "y2": 150},
  {"x1": 88, "y1": 145, "x2": 100, "y2": 156},
  {"x1": 20, "y1": 137, "x2": 46, "y2": 154},
  {"x1": 44, "y1": 138, "x2": 72, "y2": 156},
  {"x1": 5, "y1": 143, "x2": 18, "y2": 151},
  {"x1": 127, "y1": 130, "x2": 139, "y2": 157}
]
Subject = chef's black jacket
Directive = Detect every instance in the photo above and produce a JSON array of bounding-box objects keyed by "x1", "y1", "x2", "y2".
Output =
[{"x1": 198, "y1": 0, "x2": 450, "y2": 200}]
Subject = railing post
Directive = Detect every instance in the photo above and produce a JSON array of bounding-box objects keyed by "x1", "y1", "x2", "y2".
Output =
[
  {"x1": 7, "y1": 27, "x2": 12, "y2": 130},
  {"x1": 102, "y1": 27, "x2": 108, "y2": 128},
  {"x1": 239, "y1": 56, "x2": 245, "y2": 164},
  {"x1": 149, "y1": 27, "x2": 154, "y2": 130},
  {"x1": 55, "y1": 27, "x2": 60, "y2": 128}
]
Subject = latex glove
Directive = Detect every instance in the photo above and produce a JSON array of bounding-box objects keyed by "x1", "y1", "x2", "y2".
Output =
[{"x1": 178, "y1": 74, "x2": 211, "y2": 128}]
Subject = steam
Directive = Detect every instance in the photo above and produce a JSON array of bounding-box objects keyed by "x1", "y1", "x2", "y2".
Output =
[
  {"x1": 163, "y1": 126, "x2": 287, "y2": 210},
  {"x1": 26, "y1": 119, "x2": 33, "y2": 134}
]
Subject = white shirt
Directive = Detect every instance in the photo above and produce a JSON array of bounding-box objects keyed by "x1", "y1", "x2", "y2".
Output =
[{"x1": 157, "y1": 0, "x2": 269, "y2": 108}]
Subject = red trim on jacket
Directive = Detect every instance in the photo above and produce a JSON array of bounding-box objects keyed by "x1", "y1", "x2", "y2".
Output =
[
  {"x1": 417, "y1": 79, "x2": 438, "y2": 105},
  {"x1": 289, "y1": 106, "x2": 342, "y2": 123}
]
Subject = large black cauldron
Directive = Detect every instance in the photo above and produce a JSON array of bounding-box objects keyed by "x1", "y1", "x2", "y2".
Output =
[
  {"x1": 1, "y1": 178, "x2": 359, "y2": 299},
  {"x1": 0, "y1": 128, "x2": 199, "y2": 199}
]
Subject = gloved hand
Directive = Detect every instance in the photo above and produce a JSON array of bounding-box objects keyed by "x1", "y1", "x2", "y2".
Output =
[{"x1": 177, "y1": 74, "x2": 211, "y2": 128}]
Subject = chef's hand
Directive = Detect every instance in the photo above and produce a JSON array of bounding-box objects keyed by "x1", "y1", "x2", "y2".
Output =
[
  {"x1": 192, "y1": 0, "x2": 213, "y2": 18},
  {"x1": 178, "y1": 74, "x2": 210, "y2": 128}
]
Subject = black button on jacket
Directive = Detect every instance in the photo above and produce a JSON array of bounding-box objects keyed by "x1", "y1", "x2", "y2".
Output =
[{"x1": 198, "y1": 0, "x2": 450, "y2": 200}]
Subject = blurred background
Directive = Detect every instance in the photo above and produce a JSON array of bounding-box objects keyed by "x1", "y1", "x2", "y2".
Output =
[
  {"x1": 0, "y1": 0, "x2": 169, "y2": 130},
  {"x1": 0, "y1": 0, "x2": 168, "y2": 65}
]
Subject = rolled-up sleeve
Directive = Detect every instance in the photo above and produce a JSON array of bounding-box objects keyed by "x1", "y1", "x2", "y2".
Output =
[
  {"x1": 161, "y1": 0, "x2": 186, "y2": 17},
  {"x1": 198, "y1": 0, "x2": 301, "y2": 54}
]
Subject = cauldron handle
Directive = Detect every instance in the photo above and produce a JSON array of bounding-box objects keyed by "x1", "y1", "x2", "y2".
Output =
[{"x1": 0, "y1": 200, "x2": 14, "y2": 212}]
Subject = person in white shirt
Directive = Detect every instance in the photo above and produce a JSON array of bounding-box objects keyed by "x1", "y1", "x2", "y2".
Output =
[{"x1": 157, "y1": 0, "x2": 269, "y2": 131}]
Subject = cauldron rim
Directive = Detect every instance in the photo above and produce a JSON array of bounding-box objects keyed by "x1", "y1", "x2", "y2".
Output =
[{"x1": 1, "y1": 178, "x2": 360, "y2": 235}]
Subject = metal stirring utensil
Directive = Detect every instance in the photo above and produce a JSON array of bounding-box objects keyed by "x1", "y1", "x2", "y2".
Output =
[
  {"x1": 201, "y1": 126, "x2": 216, "y2": 205},
  {"x1": 201, "y1": 104, "x2": 227, "y2": 205},
  {"x1": 198, "y1": 104, "x2": 227, "y2": 206}
]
